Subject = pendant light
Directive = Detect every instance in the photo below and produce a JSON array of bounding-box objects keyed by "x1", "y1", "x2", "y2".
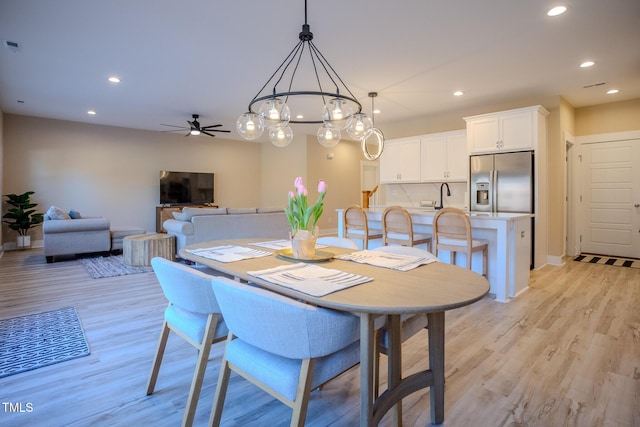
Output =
[
  {"x1": 360, "y1": 92, "x2": 385, "y2": 160},
  {"x1": 235, "y1": 0, "x2": 382, "y2": 159}
]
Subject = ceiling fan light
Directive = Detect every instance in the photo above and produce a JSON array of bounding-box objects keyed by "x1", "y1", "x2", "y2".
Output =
[
  {"x1": 236, "y1": 112, "x2": 265, "y2": 140},
  {"x1": 190, "y1": 129, "x2": 201, "y2": 136},
  {"x1": 258, "y1": 98, "x2": 290, "y2": 129},
  {"x1": 317, "y1": 125, "x2": 341, "y2": 147},
  {"x1": 269, "y1": 125, "x2": 293, "y2": 147},
  {"x1": 346, "y1": 113, "x2": 373, "y2": 140}
]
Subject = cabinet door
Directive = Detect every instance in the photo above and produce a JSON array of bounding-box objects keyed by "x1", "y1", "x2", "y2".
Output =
[
  {"x1": 500, "y1": 110, "x2": 534, "y2": 151},
  {"x1": 445, "y1": 132, "x2": 468, "y2": 181},
  {"x1": 379, "y1": 139, "x2": 421, "y2": 183},
  {"x1": 421, "y1": 135, "x2": 447, "y2": 181},
  {"x1": 467, "y1": 116, "x2": 500, "y2": 153}
]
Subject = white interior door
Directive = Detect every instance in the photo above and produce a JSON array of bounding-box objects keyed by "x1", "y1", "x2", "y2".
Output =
[{"x1": 580, "y1": 139, "x2": 640, "y2": 257}]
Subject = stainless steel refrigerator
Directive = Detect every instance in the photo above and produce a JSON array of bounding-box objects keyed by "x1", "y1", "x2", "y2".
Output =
[
  {"x1": 469, "y1": 151, "x2": 534, "y2": 213},
  {"x1": 470, "y1": 150, "x2": 534, "y2": 268}
]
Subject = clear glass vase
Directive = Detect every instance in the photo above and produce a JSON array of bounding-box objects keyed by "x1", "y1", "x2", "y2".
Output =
[{"x1": 290, "y1": 227, "x2": 318, "y2": 260}]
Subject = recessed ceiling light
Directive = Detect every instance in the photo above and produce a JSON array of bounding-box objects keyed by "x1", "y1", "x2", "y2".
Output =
[
  {"x1": 453, "y1": 91, "x2": 464, "y2": 97},
  {"x1": 547, "y1": 6, "x2": 567, "y2": 16},
  {"x1": 580, "y1": 61, "x2": 595, "y2": 68},
  {"x1": 87, "y1": 110, "x2": 96, "y2": 115},
  {"x1": 108, "y1": 76, "x2": 120, "y2": 83},
  {"x1": 373, "y1": 109, "x2": 381, "y2": 114},
  {"x1": 296, "y1": 114, "x2": 304, "y2": 119},
  {"x1": 607, "y1": 89, "x2": 619, "y2": 95}
]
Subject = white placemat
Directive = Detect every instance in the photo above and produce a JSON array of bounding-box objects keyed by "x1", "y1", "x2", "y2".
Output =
[
  {"x1": 248, "y1": 263, "x2": 373, "y2": 296},
  {"x1": 186, "y1": 245, "x2": 271, "y2": 263},
  {"x1": 336, "y1": 250, "x2": 438, "y2": 271}
]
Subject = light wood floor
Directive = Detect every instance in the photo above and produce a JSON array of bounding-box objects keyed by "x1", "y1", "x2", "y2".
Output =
[{"x1": 0, "y1": 249, "x2": 638, "y2": 426}]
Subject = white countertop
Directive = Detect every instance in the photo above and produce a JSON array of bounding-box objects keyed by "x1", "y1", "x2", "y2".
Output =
[{"x1": 340, "y1": 207, "x2": 533, "y2": 220}]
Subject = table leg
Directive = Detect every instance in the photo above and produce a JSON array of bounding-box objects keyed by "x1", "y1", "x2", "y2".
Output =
[
  {"x1": 387, "y1": 314, "x2": 402, "y2": 427},
  {"x1": 360, "y1": 313, "x2": 375, "y2": 427},
  {"x1": 427, "y1": 311, "x2": 445, "y2": 424}
]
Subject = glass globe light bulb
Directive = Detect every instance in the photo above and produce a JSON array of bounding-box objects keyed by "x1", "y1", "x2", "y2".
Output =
[
  {"x1": 322, "y1": 98, "x2": 354, "y2": 130},
  {"x1": 269, "y1": 125, "x2": 293, "y2": 147},
  {"x1": 317, "y1": 125, "x2": 341, "y2": 148},
  {"x1": 236, "y1": 112, "x2": 265, "y2": 140},
  {"x1": 346, "y1": 113, "x2": 373, "y2": 139},
  {"x1": 258, "y1": 98, "x2": 290, "y2": 129}
]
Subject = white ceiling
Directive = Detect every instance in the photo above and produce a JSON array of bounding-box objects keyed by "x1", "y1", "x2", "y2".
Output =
[{"x1": 1, "y1": 0, "x2": 639, "y2": 141}]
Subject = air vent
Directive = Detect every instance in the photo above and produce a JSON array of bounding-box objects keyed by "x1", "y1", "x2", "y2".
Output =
[
  {"x1": 3, "y1": 40, "x2": 22, "y2": 53},
  {"x1": 583, "y1": 82, "x2": 606, "y2": 88}
]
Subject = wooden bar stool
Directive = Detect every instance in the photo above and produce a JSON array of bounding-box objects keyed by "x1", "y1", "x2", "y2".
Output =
[
  {"x1": 343, "y1": 205, "x2": 382, "y2": 249},
  {"x1": 433, "y1": 207, "x2": 488, "y2": 277},
  {"x1": 382, "y1": 206, "x2": 432, "y2": 251}
]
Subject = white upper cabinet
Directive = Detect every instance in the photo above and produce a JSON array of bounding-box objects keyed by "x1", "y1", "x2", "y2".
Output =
[
  {"x1": 421, "y1": 130, "x2": 467, "y2": 182},
  {"x1": 465, "y1": 106, "x2": 549, "y2": 154},
  {"x1": 379, "y1": 138, "x2": 422, "y2": 183}
]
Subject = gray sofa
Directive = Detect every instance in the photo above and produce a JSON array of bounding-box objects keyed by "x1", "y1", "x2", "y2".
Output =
[
  {"x1": 43, "y1": 214, "x2": 111, "y2": 263},
  {"x1": 163, "y1": 206, "x2": 290, "y2": 253}
]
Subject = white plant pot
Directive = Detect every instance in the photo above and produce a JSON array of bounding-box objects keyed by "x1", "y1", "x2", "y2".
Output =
[{"x1": 17, "y1": 235, "x2": 31, "y2": 249}]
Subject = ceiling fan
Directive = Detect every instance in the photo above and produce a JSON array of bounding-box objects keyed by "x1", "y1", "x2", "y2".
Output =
[{"x1": 160, "y1": 114, "x2": 231, "y2": 138}]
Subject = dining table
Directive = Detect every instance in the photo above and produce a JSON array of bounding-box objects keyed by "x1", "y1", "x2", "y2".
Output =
[{"x1": 179, "y1": 238, "x2": 490, "y2": 426}]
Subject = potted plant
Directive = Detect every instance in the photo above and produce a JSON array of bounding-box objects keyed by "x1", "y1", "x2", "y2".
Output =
[{"x1": 2, "y1": 191, "x2": 44, "y2": 249}]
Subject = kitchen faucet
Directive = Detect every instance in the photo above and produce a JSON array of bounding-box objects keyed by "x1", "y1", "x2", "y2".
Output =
[{"x1": 435, "y1": 182, "x2": 451, "y2": 210}]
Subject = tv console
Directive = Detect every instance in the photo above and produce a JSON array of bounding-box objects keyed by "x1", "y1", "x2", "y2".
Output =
[{"x1": 155, "y1": 205, "x2": 218, "y2": 233}]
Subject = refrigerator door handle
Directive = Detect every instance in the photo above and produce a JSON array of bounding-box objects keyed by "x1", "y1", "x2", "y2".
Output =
[{"x1": 491, "y1": 169, "x2": 497, "y2": 213}]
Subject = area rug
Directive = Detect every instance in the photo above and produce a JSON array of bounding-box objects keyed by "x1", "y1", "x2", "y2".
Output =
[
  {"x1": 0, "y1": 307, "x2": 90, "y2": 378},
  {"x1": 574, "y1": 254, "x2": 640, "y2": 269},
  {"x1": 79, "y1": 254, "x2": 153, "y2": 279}
]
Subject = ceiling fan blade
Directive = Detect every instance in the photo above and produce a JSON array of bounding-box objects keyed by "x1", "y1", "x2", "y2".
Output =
[
  {"x1": 206, "y1": 129, "x2": 231, "y2": 133},
  {"x1": 184, "y1": 131, "x2": 191, "y2": 137},
  {"x1": 160, "y1": 124, "x2": 188, "y2": 129},
  {"x1": 201, "y1": 124, "x2": 223, "y2": 129},
  {"x1": 201, "y1": 131, "x2": 217, "y2": 138}
]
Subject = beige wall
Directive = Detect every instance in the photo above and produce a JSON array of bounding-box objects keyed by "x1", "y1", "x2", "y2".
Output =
[
  {"x1": 575, "y1": 98, "x2": 640, "y2": 136},
  {"x1": 2, "y1": 114, "x2": 264, "y2": 241},
  {"x1": 307, "y1": 135, "x2": 362, "y2": 233}
]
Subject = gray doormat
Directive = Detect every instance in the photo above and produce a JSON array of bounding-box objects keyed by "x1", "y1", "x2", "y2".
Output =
[
  {"x1": 0, "y1": 307, "x2": 90, "y2": 378},
  {"x1": 79, "y1": 254, "x2": 153, "y2": 279},
  {"x1": 574, "y1": 254, "x2": 640, "y2": 269}
]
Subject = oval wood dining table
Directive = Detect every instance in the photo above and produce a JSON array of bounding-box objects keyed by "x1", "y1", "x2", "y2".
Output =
[{"x1": 179, "y1": 238, "x2": 490, "y2": 426}]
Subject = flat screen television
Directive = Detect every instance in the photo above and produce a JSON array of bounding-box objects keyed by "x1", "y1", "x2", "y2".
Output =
[{"x1": 159, "y1": 171, "x2": 214, "y2": 205}]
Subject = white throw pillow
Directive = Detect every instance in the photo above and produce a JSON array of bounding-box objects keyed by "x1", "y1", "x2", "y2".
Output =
[{"x1": 46, "y1": 205, "x2": 71, "y2": 220}]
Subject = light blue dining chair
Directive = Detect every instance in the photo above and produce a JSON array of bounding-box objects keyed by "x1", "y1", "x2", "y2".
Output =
[
  {"x1": 208, "y1": 277, "x2": 360, "y2": 427},
  {"x1": 147, "y1": 257, "x2": 229, "y2": 427},
  {"x1": 317, "y1": 235, "x2": 359, "y2": 249}
]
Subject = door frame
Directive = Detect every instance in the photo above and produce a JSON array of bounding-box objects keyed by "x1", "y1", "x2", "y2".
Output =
[
  {"x1": 565, "y1": 132, "x2": 577, "y2": 256},
  {"x1": 574, "y1": 129, "x2": 640, "y2": 256}
]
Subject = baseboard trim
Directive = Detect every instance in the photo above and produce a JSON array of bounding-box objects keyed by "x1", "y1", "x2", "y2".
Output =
[{"x1": 547, "y1": 255, "x2": 564, "y2": 266}]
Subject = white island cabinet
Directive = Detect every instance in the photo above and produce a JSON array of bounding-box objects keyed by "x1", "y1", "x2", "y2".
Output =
[{"x1": 336, "y1": 208, "x2": 532, "y2": 302}]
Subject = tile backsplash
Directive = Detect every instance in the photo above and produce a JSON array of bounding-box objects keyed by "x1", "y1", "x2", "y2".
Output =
[{"x1": 377, "y1": 182, "x2": 468, "y2": 210}]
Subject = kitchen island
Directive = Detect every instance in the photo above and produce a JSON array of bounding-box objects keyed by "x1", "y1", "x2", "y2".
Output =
[{"x1": 336, "y1": 207, "x2": 532, "y2": 302}]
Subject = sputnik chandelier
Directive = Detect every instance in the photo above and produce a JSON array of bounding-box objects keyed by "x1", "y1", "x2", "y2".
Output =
[{"x1": 235, "y1": 0, "x2": 384, "y2": 160}]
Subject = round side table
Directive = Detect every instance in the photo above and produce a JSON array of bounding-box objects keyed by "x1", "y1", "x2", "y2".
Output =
[{"x1": 123, "y1": 234, "x2": 175, "y2": 266}]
